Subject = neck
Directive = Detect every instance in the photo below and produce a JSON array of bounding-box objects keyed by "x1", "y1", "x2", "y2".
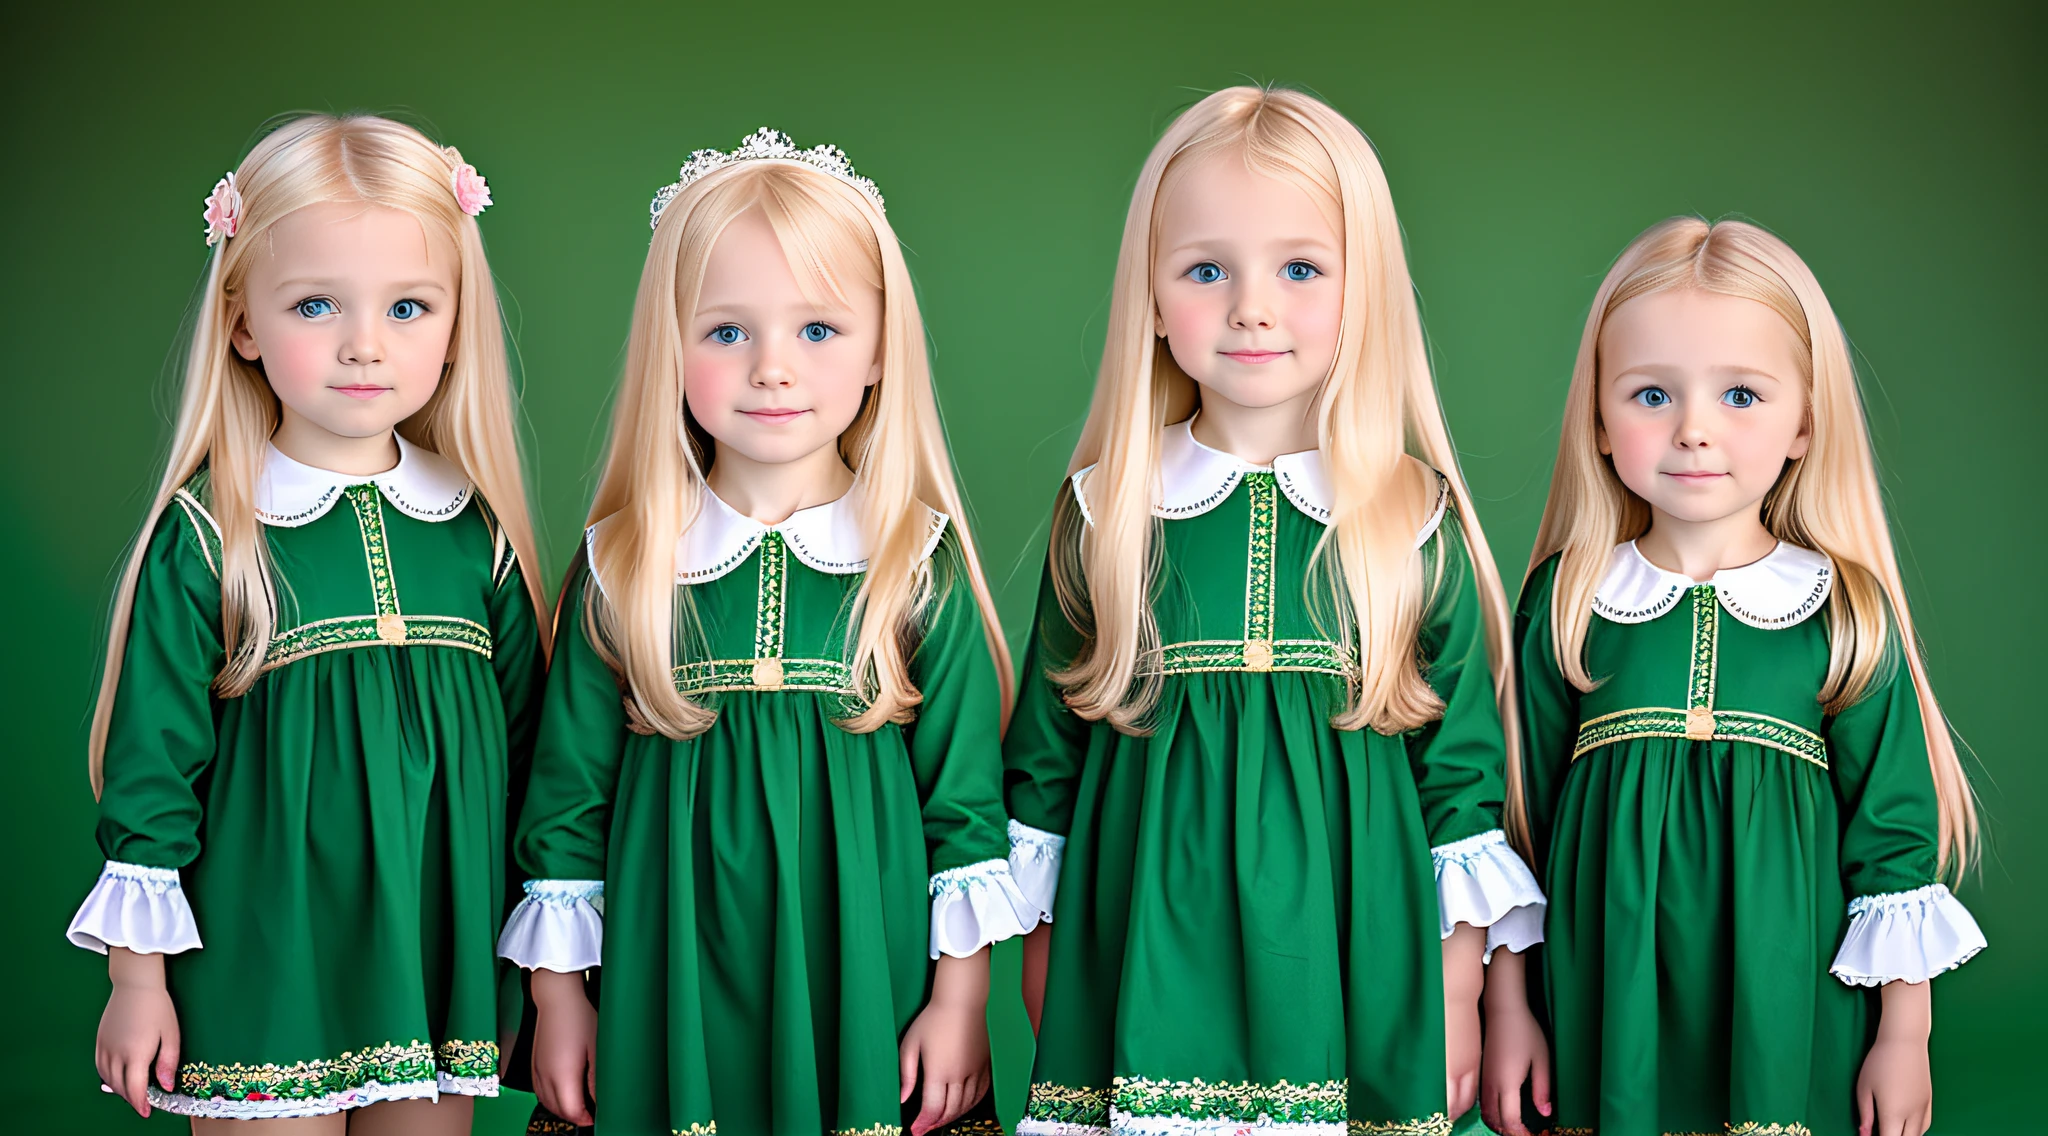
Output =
[
  {"x1": 270, "y1": 410, "x2": 401, "y2": 476},
  {"x1": 1187, "y1": 389, "x2": 1320, "y2": 466},
  {"x1": 705, "y1": 441, "x2": 855, "y2": 525},
  {"x1": 1634, "y1": 506, "x2": 1779, "y2": 582}
]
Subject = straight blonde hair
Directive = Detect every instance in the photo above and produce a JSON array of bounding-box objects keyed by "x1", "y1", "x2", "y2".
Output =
[
  {"x1": 89, "y1": 113, "x2": 549, "y2": 796},
  {"x1": 1052, "y1": 86, "x2": 1526, "y2": 849},
  {"x1": 1528, "y1": 215, "x2": 1978, "y2": 876},
  {"x1": 585, "y1": 159, "x2": 1011, "y2": 740}
]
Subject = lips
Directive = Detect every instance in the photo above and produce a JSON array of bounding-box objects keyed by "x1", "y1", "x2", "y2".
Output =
[
  {"x1": 743, "y1": 408, "x2": 807, "y2": 424},
  {"x1": 1221, "y1": 350, "x2": 1288, "y2": 364},
  {"x1": 333, "y1": 386, "x2": 390, "y2": 400}
]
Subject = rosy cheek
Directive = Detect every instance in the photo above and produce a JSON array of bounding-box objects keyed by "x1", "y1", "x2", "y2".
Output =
[
  {"x1": 682, "y1": 351, "x2": 746, "y2": 420},
  {"x1": 257, "y1": 326, "x2": 334, "y2": 398},
  {"x1": 1604, "y1": 418, "x2": 1666, "y2": 491}
]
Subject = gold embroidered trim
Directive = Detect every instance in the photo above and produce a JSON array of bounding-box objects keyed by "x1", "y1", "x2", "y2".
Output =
[
  {"x1": 755, "y1": 530, "x2": 786, "y2": 664},
  {"x1": 526, "y1": 1116, "x2": 578, "y2": 1135},
  {"x1": 1686, "y1": 583, "x2": 1717, "y2": 724},
  {"x1": 1348, "y1": 1117, "x2": 1453, "y2": 1136},
  {"x1": 672, "y1": 656, "x2": 858, "y2": 697},
  {"x1": 1572, "y1": 706, "x2": 1828, "y2": 768},
  {"x1": 1112, "y1": 1074, "x2": 1348, "y2": 1124},
  {"x1": 1550, "y1": 1122, "x2": 1813, "y2": 1136},
  {"x1": 264, "y1": 614, "x2": 493, "y2": 669},
  {"x1": 1154, "y1": 637, "x2": 1350, "y2": 676},
  {"x1": 1023, "y1": 1082, "x2": 1107, "y2": 1128},
  {"x1": 671, "y1": 1125, "x2": 716, "y2": 1136},
  {"x1": 176, "y1": 1037, "x2": 496, "y2": 1103}
]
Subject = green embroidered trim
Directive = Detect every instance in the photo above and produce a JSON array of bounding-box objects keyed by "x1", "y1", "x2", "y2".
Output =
[
  {"x1": 176, "y1": 1037, "x2": 496, "y2": 1103},
  {"x1": 1687, "y1": 584, "x2": 1718, "y2": 713},
  {"x1": 1023, "y1": 1082, "x2": 1108, "y2": 1128},
  {"x1": 264, "y1": 614, "x2": 493, "y2": 669},
  {"x1": 349, "y1": 485, "x2": 400, "y2": 619},
  {"x1": 756, "y1": 530, "x2": 787, "y2": 661},
  {"x1": 1244, "y1": 471, "x2": 1278, "y2": 642},
  {"x1": 1113, "y1": 1074, "x2": 1347, "y2": 1125},
  {"x1": 1156, "y1": 638, "x2": 1350, "y2": 675},
  {"x1": 1349, "y1": 1117, "x2": 1453, "y2": 1136},
  {"x1": 1573, "y1": 707, "x2": 1828, "y2": 769},
  {"x1": 672, "y1": 656, "x2": 857, "y2": 695}
]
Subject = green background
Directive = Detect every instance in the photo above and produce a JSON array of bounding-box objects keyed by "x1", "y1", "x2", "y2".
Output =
[{"x1": 4, "y1": 1, "x2": 2038, "y2": 1131}]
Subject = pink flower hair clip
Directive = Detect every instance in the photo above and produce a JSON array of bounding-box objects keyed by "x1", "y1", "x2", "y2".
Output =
[
  {"x1": 446, "y1": 148, "x2": 492, "y2": 217},
  {"x1": 202, "y1": 172, "x2": 241, "y2": 246}
]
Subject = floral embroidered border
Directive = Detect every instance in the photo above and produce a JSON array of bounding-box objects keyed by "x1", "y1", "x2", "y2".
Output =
[
  {"x1": 1572, "y1": 706, "x2": 1828, "y2": 768},
  {"x1": 1020, "y1": 1077, "x2": 1447, "y2": 1135},
  {"x1": 265, "y1": 614, "x2": 493, "y2": 669},
  {"x1": 172, "y1": 1037, "x2": 497, "y2": 1106}
]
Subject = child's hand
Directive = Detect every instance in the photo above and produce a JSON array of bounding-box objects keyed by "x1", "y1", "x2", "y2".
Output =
[
  {"x1": 96, "y1": 948, "x2": 178, "y2": 1117},
  {"x1": 1858, "y1": 978, "x2": 1934, "y2": 1136},
  {"x1": 531, "y1": 968, "x2": 598, "y2": 1126},
  {"x1": 1442, "y1": 924, "x2": 1485, "y2": 1118},
  {"x1": 1479, "y1": 949, "x2": 1553, "y2": 1136},
  {"x1": 899, "y1": 951, "x2": 993, "y2": 1136}
]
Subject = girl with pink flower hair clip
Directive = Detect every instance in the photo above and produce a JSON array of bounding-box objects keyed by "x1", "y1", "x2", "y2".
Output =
[{"x1": 69, "y1": 113, "x2": 547, "y2": 1135}]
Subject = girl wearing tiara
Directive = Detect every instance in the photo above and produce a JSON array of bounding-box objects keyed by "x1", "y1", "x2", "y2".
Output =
[
  {"x1": 1481, "y1": 218, "x2": 1986, "y2": 1136},
  {"x1": 501, "y1": 130, "x2": 1031, "y2": 1136},
  {"x1": 1002, "y1": 87, "x2": 1545, "y2": 1135},
  {"x1": 70, "y1": 114, "x2": 548, "y2": 1132}
]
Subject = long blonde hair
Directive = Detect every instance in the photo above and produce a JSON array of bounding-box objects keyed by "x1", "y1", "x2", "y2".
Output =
[
  {"x1": 88, "y1": 114, "x2": 548, "y2": 796},
  {"x1": 1528, "y1": 215, "x2": 1978, "y2": 875},
  {"x1": 585, "y1": 158, "x2": 1011, "y2": 741},
  {"x1": 1053, "y1": 86, "x2": 1525, "y2": 844}
]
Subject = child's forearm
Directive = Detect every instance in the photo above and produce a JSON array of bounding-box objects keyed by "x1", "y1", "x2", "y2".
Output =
[
  {"x1": 1876, "y1": 977, "x2": 1932, "y2": 1042},
  {"x1": 1442, "y1": 923, "x2": 1485, "y2": 1004},
  {"x1": 1482, "y1": 943, "x2": 1531, "y2": 1012},
  {"x1": 108, "y1": 945, "x2": 166, "y2": 990},
  {"x1": 930, "y1": 948, "x2": 991, "y2": 1011},
  {"x1": 530, "y1": 966, "x2": 588, "y2": 1012}
]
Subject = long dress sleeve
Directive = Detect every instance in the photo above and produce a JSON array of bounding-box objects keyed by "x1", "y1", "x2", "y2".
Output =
[
  {"x1": 1514, "y1": 554, "x2": 1579, "y2": 886},
  {"x1": 68, "y1": 498, "x2": 224, "y2": 956},
  {"x1": 908, "y1": 534, "x2": 1039, "y2": 959},
  {"x1": 1406, "y1": 516, "x2": 1545, "y2": 957},
  {"x1": 496, "y1": 565, "x2": 617, "y2": 973},
  {"x1": 998, "y1": 492, "x2": 1093, "y2": 923},
  {"x1": 1824, "y1": 629, "x2": 1985, "y2": 985}
]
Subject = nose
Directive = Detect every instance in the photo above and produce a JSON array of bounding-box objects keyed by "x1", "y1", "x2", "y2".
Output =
[
  {"x1": 750, "y1": 336, "x2": 795, "y2": 389},
  {"x1": 1228, "y1": 278, "x2": 1276, "y2": 332},
  {"x1": 1674, "y1": 399, "x2": 1712, "y2": 449},
  {"x1": 338, "y1": 311, "x2": 385, "y2": 367}
]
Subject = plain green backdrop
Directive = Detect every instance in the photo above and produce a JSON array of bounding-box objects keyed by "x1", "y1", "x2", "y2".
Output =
[{"x1": 3, "y1": 1, "x2": 2039, "y2": 1132}]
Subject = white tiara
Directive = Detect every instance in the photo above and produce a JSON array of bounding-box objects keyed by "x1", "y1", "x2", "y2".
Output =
[{"x1": 649, "y1": 127, "x2": 885, "y2": 229}]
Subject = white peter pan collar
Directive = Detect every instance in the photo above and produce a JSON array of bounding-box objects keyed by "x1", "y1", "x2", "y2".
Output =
[
  {"x1": 1592, "y1": 540, "x2": 1833, "y2": 629},
  {"x1": 255, "y1": 434, "x2": 473, "y2": 528},
  {"x1": 587, "y1": 488, "x2": 950, "y2": 592},
  {"x1": 1070, "y1": 417, "x2": 1448, "y2": 548}
]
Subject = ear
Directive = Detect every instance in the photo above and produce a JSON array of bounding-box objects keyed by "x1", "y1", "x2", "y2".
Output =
[
  {"x1": 229, "y1": 309, "x2": 261, "y2": 362},
  {"x1": 1153, "y1": 304, "x2": 1166, "y2": 339},
  {"x1": 866, "y1": 358, "x2": 883, "y2": 388},
  {"x1": 1786, "y1": 411, "x2": 1813, "y2": 461},
  {"x1": 1595, "y1": 415, "x2": 1612, "y2": 457}
]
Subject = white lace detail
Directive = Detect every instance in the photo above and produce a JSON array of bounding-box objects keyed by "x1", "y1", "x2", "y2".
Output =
[
  {"x1": 142, "y1": 1073, "x2": 496, "y2": 1119},
  {"x1": 1592, "y1": 540, "x2": 1833, "y2": 629},
  {"x1": 255, "y1": 434, "x2": 473, "y2": 528},
  {"x1": 496, "y1": 879, "x2": 605, "y2": 972},
  {"x1": 1014, "y1": 1121, "x2": 1108, "y2": 1136},
  {"x1": 1007, "y1": 818, "x2": 1066, "y2": 923},
  {"x1": 1831, "y1": 882, "x2": 1986, "y2": 986},
  {"x1": 67, "y1": 861, "x2": 202, "y2": 955},
  {"x1": 928, "y1": 858, "x2": 1039, "y2": 959},
  {"x1": 1431, "y1": 830, "x2": 1546, "y2": 960}
]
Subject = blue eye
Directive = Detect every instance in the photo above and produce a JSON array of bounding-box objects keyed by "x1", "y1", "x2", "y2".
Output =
[
  {"x1": 710, "y1": 324, "x2": 748, "y2": 346},
  {"x1": 800, "y1": 322, "x2": 837, "y2": 343},
  {"x1": 1633, "y1": 387, "x2": 1671, "y2": 409},
  {"x1": 1722, "y1": 387, "x2": 1758, "y2": 408},
  {"x1": 389, "y1": 299, "x2": 425, "y2": 321},
  {"x1": 1284, "y1": 261, "x2": 1320, "y2": 281},
  {"x1": 295, "y1": 298, "x2": 337, "y2": 319},
  {"x1": 1187, "y1": 262, "x2": 1226, "y2": 284}
]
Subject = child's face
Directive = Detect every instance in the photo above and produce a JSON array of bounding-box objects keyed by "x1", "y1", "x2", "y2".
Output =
[
  {"x1": 1597, "y1": 288, "x2": 1812, "y2": 527},
  {"x1": 681, "y1": 207, "x2": 882, "y2": 471},
  {"x1": 1151, "y1": 152, "x2": 1344, "y2": 420},
  {"x1": 231, "y1": 201, "x2": 457, "y2": 443}
]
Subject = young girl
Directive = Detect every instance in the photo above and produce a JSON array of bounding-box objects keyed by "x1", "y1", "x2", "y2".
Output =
[
  {"x1": 499, "y1": 129, "x2": 1032, "y2": 1136},
  {"x1": 1481, "y1": 217, "x2": 1986, "y2": 1136},
  {"x1": 1002, "y1": 87, "x2": 1545, "y2": 1135},
  {"x1": 68, "y1": 114, "x2": 548, "y2": 1132}
]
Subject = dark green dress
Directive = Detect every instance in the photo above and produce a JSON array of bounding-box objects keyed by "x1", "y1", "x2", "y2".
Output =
[
  {"x1": 502, "y1": 490, "x2": 1029, "y2": 1136},
  {"x1": 1003, "y1": 422, "x2": 1543, "y2": 1136},
  {"x1": 67, "y1": 438, "x2": 542, "y2": 1119},
  {"x1": 1518, "y1": 542, "x2": 1986, "y2": 1136}
]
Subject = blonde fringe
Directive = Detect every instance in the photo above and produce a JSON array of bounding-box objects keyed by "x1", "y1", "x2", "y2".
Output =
[
  {"x1": 585, "y1": 159, "x2": 1011, "y2": 741},
  {"x1": 1527, "y1": 216, "x2": 1977, "y2": 878},
  {"x1": 89, "y1": 114, "x2": 549, "y2": 797},
  {"x1": 1050, "y1": 86, "x2": 1528, "y2": 854}
]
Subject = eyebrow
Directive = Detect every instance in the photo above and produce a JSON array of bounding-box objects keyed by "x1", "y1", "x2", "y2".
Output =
[
  {"x1": 270, "y1": 277, "x2": 452, "y2": 293},
  {"x1": 1610, "y1": 363, "x2": 1789, "y2": 385}
]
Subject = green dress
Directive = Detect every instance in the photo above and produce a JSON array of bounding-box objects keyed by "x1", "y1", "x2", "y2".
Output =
[
  {"x1": 1518, "y1": 542, "x2": 1987, "y2": 1136},
  {"x1": 1003, "y1": 421, "x2": 1543, "y2": 1136},
  {"x1": 503, "y1": 489, "x2": 1031, "y2": 1136},
  {"x1": 67, "y1": 437, "x2": 543, "y2": 1119}
]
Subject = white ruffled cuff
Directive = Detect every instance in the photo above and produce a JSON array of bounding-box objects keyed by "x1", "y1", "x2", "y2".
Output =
[
  {"x1": 67, "y1": 861, "x2": 202, "y2": 955},
  {"x1": 929, "y1": 858, "x2": 1039, "y2": 959},
  {"x1": 1007, "y1": 818, "x2": 1065, "y2": 923},
  {"x1": 1830, "y1": 883, "x2": 1986, "y2": 986},
  {"x1": 1432, "y1": 829, "x2": 1547, "y2": 961},
  {"x1": 495, "y1": 879, "x2": 605, "y2": 972}
]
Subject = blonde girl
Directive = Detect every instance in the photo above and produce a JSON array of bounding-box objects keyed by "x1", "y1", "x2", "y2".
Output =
[
  {"x1": 1483, "y1": 217, "x2": 1985, "y2": 1136},
  {"x1": 499, "y1": 130, "x2": 1034, "y2": 1136},
  {"x1": 68, "y1": 114, "x2": 548, "y2": 1133},
  {"x1": 1002, "y1": 86, "x2": 1545, "y2": 1135}
]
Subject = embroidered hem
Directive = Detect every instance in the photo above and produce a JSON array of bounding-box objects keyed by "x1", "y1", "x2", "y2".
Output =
[
  {"x1": 1019, "y1": 1077, "x2": 1449, "y2": 1136},
  {"x1": 146, "y1": 1039, "x2": 498, "y2": 1118}
]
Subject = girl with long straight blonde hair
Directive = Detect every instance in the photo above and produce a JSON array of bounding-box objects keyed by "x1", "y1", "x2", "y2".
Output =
[
  {"x1": 1002, "y1": 86, "x2": 1543, "y2": 1136},
  {"x1": 499, "y1": 130, "x2": 1034, "y2": 1136},
  {"x1": 1481, "y1": 217, "x2": 1985, "y2": 1136},
  {"x1": 67, "y1": 114, "x2": 548, "y2": 1134}
]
